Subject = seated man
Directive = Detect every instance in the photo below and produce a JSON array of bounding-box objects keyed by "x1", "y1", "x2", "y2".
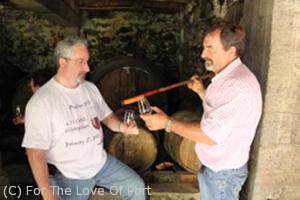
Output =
[{"x1": 22, "y1": 36, "x2": 146, "y2": 200}]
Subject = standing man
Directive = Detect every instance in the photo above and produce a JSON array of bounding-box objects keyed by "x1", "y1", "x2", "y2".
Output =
[
  {"x1": 141, "y1": 22, "x2": 262, "y2": 200},
  {"x1": 22, "y1": 37, "x2": 146, "y2": 200}
]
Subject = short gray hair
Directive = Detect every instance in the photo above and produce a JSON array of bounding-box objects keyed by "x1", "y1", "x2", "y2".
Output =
[{"x1": 54, "y1": 36, "x2": 88, "y2": 64}]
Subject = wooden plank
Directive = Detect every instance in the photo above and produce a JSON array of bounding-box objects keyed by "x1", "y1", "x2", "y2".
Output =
[
  {"x1": 10, "y1": 0, "x2": 49, "y2": 11},
  {"x1": 76, "y1": 0, "x2": 188, "y2": 12},
  {"x1": 77, "y1": 0, "x2": 190, "y2": 7},
  {"x1": 143, "y1": 170, "x2": 198, "y2": 183},
  {"x1": 9, "y1": 0, "x2": 80, "y2": 26},
  {"x1": 77, "y1": 0, "x2": 132, "y2": 7}
]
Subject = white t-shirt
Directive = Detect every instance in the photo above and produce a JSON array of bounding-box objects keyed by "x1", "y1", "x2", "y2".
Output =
[{"x1": 22, "y1": 78, "x2": 112, "y2": 179}]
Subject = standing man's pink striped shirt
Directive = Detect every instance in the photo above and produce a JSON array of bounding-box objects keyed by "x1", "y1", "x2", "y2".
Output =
[{"x1": 195, "y1": 58, "x2": 262, "y2": 172}]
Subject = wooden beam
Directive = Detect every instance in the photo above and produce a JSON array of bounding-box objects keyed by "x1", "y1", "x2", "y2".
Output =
[
  {"x1": 77, "y1": 0, "x2": 132, "y2": 8},
  {"x1": 76, "y1": 0, "x2": 190, "y2": 6},
  {"x1": 76, "y1": 0, "x2": 189, "y2": 12},
  {"x1": 9, "y1": 0, "x2": 80, "y2": 26}
]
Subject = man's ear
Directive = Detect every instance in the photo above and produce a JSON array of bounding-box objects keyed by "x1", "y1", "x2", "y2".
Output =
[
  {"x1": 228, "y1": 46, "x2": 237, "y2": 57},
  {"x1": 58, "y1": 58, "x2": 66, "y2": 68}
]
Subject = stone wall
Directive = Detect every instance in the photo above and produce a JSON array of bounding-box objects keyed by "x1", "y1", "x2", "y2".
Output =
[
  {"x1": 179, "y1": 0, "x2": 244, "y2": 109},
  {"x1": 0, "y1": 7, "x2": 66, "y2": 72},
  {"x1": 243, "y1": 0, "x2": 300, "y2": 199},
  {"x1": 81, "y1": 11, "x2": 181, "y2": 80},
  {"x1": 0, "y1": 7, "x2": 182, "y2": 78},
  {"x1": 0, "y1": 1, "x2": 244, "y2": 111}
]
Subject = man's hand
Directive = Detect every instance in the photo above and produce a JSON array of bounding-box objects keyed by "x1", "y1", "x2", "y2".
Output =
[
  {"x1": 13, "y1": 115, "x2": 25, "y2": 125},
  {"x1": 120, "y1": 121, "x2": 139, "y2": 135},
  {"x1": 187, "y1": 75, "x2": 205, "y2": 99},
  {"x1": 42, "y1": 187, "x2": 59, "y2": 200},
  {"x1": 26, "y1": 148, "x2": 59, "y2": 200},
  {"x1": 140, "y1": 107, "x2": 169, "y2": 131}
]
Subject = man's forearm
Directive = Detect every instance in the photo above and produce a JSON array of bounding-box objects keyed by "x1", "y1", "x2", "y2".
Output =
[
  {"x1": 102, "y1": 113, "x2": 122, "y2": 132},
  {"x1": 26, "y1": 148, "x2": 57, "y2": 200},
  {"x1": 169, "y1": 120, "x2": 216, "y2": 146},
  {"x1": 197, "y1": 89, "x2": 206, "y2": 101}
]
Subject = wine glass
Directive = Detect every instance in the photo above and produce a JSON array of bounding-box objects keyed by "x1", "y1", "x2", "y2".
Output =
[
  {"x1": 123, "y1": 109, "x2": 135, "y2": 124},
  {"x1": 15, "y1": 105, "x2": 21, "y2": 117},
  {"x1": 137, "y1": 98, "x2": 152, "y2": 114}
]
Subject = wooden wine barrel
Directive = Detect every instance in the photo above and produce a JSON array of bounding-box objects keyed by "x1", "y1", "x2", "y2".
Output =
[
  {"x1": 89, "y1": 56, "x2": 168, "y2": 111},
  {"x1": 164, "y1": 111, "x2": 201, "y2": 173},
  {"x1": 89, "y1": 56, "x2": 167, "y2": 169},
  {"x1": 108, "y1": 128, "x2": 157, "y2": 172}
]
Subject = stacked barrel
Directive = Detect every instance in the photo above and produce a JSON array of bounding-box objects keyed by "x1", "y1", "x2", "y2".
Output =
[{"x1": 91, "y1": 56, "x2": 201, "y2": 173}]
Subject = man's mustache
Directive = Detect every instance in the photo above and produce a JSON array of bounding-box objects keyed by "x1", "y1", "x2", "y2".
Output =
[{"x1": 204, "y1": 58, "x2": 213, "y2": 65}]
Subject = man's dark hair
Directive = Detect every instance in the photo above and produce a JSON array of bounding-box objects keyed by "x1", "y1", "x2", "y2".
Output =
[
  {"x1": 30, "y1": 68, "x2": 54, "y2": 87},
  {"x1": 206, "y1": 22, "x2": 246, "y2": 57}
]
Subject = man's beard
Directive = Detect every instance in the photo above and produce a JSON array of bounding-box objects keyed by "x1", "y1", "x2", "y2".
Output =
[
  {"x1": 204, "y1": 59, "x2": 215, "y2": 71},
  {"x1": 76, "y1": 73, "x2": 86, "y2": 84}
]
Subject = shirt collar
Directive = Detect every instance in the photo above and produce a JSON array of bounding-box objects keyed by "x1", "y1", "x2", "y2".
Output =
[{"x1": 211, "y1": 57, "x2": 242, "y2": 83}]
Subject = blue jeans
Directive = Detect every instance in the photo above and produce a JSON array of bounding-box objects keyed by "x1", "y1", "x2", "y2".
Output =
[
  {"x1": 50, "y1": 155, "x2": 146, "y2": 200},
  {"x1": 198, "y1": 164, "x2": 248, "y2": 200}
]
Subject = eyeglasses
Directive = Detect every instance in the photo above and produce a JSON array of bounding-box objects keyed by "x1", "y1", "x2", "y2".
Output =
[{"x1": 63, "y1": 57, "x2": 89, "y2": 66}]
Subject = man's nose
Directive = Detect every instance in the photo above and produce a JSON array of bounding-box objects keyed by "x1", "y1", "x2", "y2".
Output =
[{"x1": 83, "y1": 62, "x2": 90, "y2": 72}]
